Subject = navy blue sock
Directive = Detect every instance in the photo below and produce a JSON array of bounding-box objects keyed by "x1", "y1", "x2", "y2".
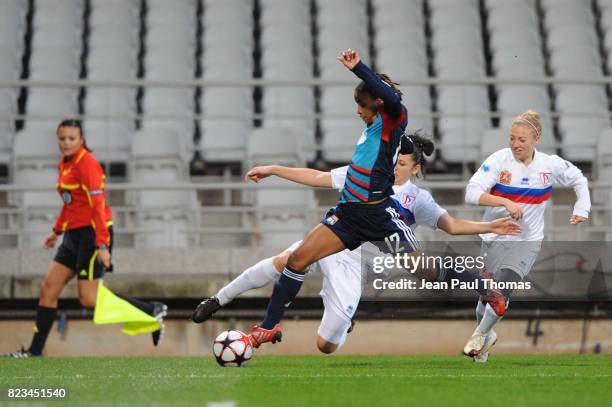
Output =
[
  {"x1": 260, "y1": 267, "x2": 305, "y2": 329},
  {"x1": 439, "y1": 267, "x2": 488, "y2": 295}
]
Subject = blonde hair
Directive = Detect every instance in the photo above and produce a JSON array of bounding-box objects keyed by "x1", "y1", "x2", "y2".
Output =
[{"x1": 512, "y1": 110, "x2": 542, "y2": 139}]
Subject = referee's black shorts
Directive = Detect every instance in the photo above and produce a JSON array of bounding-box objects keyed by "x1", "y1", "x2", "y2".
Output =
[
  {"x1": 54, "y1": 226, "x2": 113, "y2": 280},
  {"x1": 321, "y1": 198, "x2": 419, "y2": 253}
]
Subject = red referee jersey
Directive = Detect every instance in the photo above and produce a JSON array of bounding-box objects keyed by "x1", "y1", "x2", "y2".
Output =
[{"x1": 53, "y1": 147, "x2": 112, "y2": 246}]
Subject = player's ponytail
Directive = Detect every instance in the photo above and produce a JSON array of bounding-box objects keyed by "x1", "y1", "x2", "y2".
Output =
[
  {"x1": 407, "y1": 131, "x2": 435, "y2": 178},
  {"x1": 57, "y1": 118, "x2": 91, "y2": 152}
]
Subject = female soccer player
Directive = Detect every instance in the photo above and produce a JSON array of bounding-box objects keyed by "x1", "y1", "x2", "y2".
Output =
[
  {"x1": 5, "y1": 119, "x2": 167, "y2": 357},
  {"x1": 462, "y1": 110, "x2": 591, "y2": 362},
  {"x1": 244, "y1": 49, "x2": 506, "y2": 346},
  {"x1": 194, "y1": 134, "x2": 521, "y2": 353}
]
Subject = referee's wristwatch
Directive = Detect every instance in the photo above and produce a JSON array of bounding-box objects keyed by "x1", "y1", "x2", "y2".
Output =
[{"x1": 97, "y1": 244, "x2": 109, "y2": 250}]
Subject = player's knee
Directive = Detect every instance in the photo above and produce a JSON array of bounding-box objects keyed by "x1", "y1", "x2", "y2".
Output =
[
  {"x1": 272, "y1": 251, "x2": 291, "y2": 273},
  {"x1": 317, "y1": 337, "x2": 338, "y2": 354},
  {"x1": 40, "y1": 276, "x2": 60, "y2": 301},
  {"x1": 79, "y1": 293, "x2": 96, "y2": 309},
  {"x1": 286, "y1": 250, "x2": 309, "y2": 273}
]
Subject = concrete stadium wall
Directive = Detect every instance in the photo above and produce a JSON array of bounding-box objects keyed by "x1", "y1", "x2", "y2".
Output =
[
  {"x1": 1, "y1": 319, "x2": 610, "y2": 356},
  {"x1": 0, "y1": 247, "x2": 321, "y2": 299}
]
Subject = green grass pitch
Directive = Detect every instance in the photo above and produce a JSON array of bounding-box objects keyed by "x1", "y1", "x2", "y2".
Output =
[{"x1": 1, "y1": 355, "x2": 611, "y2": 406}]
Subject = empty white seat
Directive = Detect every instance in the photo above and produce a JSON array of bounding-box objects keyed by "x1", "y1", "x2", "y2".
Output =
[
  {"x1": 560, "y1": 118, "x2": 608, "y2": 161},
  {"x1": 437, "y1": 86, "x2": 489, "y2": 113},
  {"x1": 487, "y1": 4, "x2": 538, "y2": 30},
  {"x1": 439, "y1": 118, "x2": 487, "y2": 163},
  {"x1": 202, "y1": 87, "x2": 252, "y2": 121},
  {"x1": 29, "y1": 47, "x2": 81, "y2": 79},
  {"x1": 262, "y1": 88, "x2": 315, "y2": 151},
  {"x1": 556, "y1": 85, "x2": 608, "y2": 114},
  {"x1": 26, "y1": 88, "x2": 79, "y2": 118},
  {"x1": 547, "y1": 25, "x2": 598, "y2": 50},
  {"x1": 12, "y1": 124, "x2": 60, "y2": 207},
  {"x1": 596, "y1": 128, "x2": 612, "y2": 183},
  {"x1": 320, "y1": 87, "x2": 356, "y2": 116},
  {"x1": 480, "y1": 128, "x2": 509, "y2": 161},
  {"x1": 130, "y1": 128, "x2": 195, "y2": 206},
  {"x1": 203, "y1": 22, "x2": 254, "y2": 47},
  {"x1": 321, "y1": 119, "x2": 364, "y2": 163},
  {"x1": 84, "y1": 120, "x2": 132, "y2": 163},
  {"x1": 247, "y1": 127, "x2": 302, "y2": 167},
  {"x1": 255, "y1": 176, "x2": 315, "y2": 246},
  {"x1": 200, "y1": 120, "x2": 249, "y2": 163}
]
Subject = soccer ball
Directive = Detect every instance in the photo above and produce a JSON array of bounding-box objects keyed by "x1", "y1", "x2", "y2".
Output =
[{"x1": 212, "y1": 330, "x2": 253, "y2": 367}]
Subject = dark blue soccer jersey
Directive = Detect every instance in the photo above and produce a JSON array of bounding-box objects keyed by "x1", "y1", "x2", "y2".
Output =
[
  {"x1": 339, "y1": 61, "x2": 408, "y2": 204},
  {"x1": 340, "y1": 107, "x2": 408, "y2": 203}
]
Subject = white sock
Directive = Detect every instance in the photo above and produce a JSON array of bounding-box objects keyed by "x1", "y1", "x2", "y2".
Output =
[
  {"x1": 475, "y1": 300, "x2": 486, "y2": 325},
  {"x1": 216, "y1": 257, "x2": 280, "y2": 306},
  {"x1": 476, "y1": 303, "x2": 504, "y2": 335}
]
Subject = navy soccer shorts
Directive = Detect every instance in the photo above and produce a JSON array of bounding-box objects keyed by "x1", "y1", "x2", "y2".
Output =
[{"x1": 321, "y1": 198, "x2": 419, "y2": 253}]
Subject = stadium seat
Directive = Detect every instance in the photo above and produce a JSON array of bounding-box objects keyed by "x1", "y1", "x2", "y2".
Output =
[
  {"x1": 247, "y1": 127, "x2": 302, "y2": 167},
  {"x1": 84, "y1": 120, "x2": 132, "y2": 164},
  {"x1": 12, "y1": 124, "x2": 60, "y2": 208},
  {"x1": 200, "y1": 120, "x2": 250, "y2": 164},
  {"x1": 254, "y1": 177, "x2": 316, "y2": 247},
  {"x1": 480, "y1": 128, "x2": 509, "y2": 161},
  {"x1": 595, "y1": 128, "x2": 612, "y2": 204},
  {"x1": 321, "y1": 119, "x2": 364, "y2": 164},
  {"x1": 560, "y1": 118, "x2": 608, "y2": 162},
  {"x1": 130, "y1": 129, "x2": 195, "y2": 207}
]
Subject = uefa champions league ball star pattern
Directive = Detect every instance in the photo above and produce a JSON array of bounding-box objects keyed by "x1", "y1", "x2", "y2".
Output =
[{"x1": 212, "y1": 330, "x2": 253, "y2": 367}]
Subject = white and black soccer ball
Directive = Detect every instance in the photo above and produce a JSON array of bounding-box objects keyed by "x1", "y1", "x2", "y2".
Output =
[{"x1": 212, "y1": 330, "x2": 253, "y2": 367}]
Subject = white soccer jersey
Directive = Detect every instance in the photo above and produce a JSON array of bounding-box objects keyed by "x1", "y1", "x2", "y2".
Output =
[
  {"x1": 330, "y1": 166, "x2": 447, "y2": 232},
  {"x1": 313, "y1": 167, "x2": 448, "y2": 320},
  {"x1": 465, "y1": 148, "x2": 591, "y2": 241}
]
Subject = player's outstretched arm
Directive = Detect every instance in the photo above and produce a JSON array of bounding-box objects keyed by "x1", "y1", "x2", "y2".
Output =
[
  {"x1": 337, "y1": 48, "x2": 402, "y2": 116},
  {"x1": 437, "y1": 214, "x2": 521, "y2": 236},
  {"x1": 245, "y1": 165, "x2": 333, "y2": 188}
]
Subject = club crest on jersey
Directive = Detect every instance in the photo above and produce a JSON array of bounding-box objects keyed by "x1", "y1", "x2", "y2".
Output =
[
  {"x1": 540, "y1": 171, "x2": 551, "y2": 185},
  {"x1": 401, "y1": 193, "x2": 415, "y2": 207},
  {"x1": 325, "y1": 214, "x2": 339, "y2": 225},
  {"x1": 499, "y1": 170, "x2": 512, "y2": 185}
]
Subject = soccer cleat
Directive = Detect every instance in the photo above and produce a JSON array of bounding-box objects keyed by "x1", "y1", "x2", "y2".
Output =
[
  {"x1": 474, "y1": 330, "x2": 498, "y2": 364},
  {"x1": 248, "y1": 324, "x2": 282, "y2": 348},
  {"x1": 480, "y1": 287, "x2": 507, "y2": 317},
  {"x1": 3, "y1": 346, "x2": 38, "y2": 358},
  {"x1": 151, "y1": 302, "x2": 167, "y2": 347},
  {"x1": 191, "y1": 297, "x2": 221, "y2": 323},
  {"x1": 463, "y1": 328, "x2": 487, "y2": 357},
  {"x1": 347, "y1": 318, "x2": 356, "y2": 334}
]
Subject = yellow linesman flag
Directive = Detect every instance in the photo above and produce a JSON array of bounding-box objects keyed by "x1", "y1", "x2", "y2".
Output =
[{"x1": 93, "y1": 281, "x2": 160, "y2": 336}]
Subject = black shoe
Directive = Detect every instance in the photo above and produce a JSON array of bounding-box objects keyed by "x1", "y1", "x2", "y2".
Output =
[
  {"x1": 191, "y1": 297, "x2": 221, "y2": 323},
  {"x1": 4, "y1": 346, "x2": 38, "y2": 358},
  {"x1": 151, "y1": 302, "x2": 167, "y2": 347},
  {"x1": 347, "y1": 318, "x2": 356, "y2": 334}
]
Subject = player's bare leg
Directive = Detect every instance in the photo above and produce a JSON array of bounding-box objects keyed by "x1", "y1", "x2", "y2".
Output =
[
  {"x1": 250, "y1": 225, "x2": 345, "y2": 346},
  {"x1": 4, "y1": 262, "x2": 73, "y2": 358},
  {"x1": 192, "y1": 250, "x2": 290, "y2": 323}
]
